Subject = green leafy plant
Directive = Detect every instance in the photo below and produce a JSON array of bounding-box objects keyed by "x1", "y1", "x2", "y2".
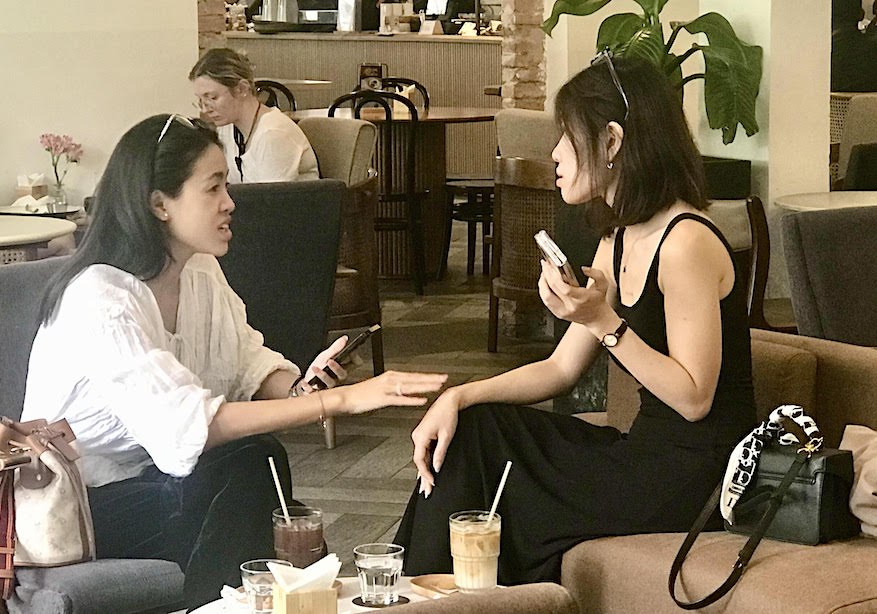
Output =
[{"x1": 542, "y1": 0, "x2": 762, "y2": 144}]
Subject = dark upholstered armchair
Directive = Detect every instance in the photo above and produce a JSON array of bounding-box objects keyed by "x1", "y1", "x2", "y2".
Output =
[
  {"x1": 0, "y1": 180, "x2": 344, "y2": 613},
  {"x1": 0, "y1": 257, "x2": 185, "y2": 614},
  {"x1": 782, "y1": 205, "x2": 877, "y2": 346},
  {"x1": 222, "y1": 180, "x2": 343, "y2": 371}
]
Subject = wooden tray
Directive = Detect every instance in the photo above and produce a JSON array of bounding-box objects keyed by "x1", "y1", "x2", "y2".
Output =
[{"x1": 409, "y1": 574, "x2": 458, "y2": 599}]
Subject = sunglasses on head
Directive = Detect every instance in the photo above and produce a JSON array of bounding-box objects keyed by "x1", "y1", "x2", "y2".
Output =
[
  {"x1": 591, "y1": 47, "x2": 630, "y2": 123},
  {"x1": 157, "y1": 114, "x2": 197, "y2": 144}
]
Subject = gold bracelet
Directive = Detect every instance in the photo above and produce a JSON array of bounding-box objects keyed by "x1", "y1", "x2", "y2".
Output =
[{"x1": 316, "y1": 391, "x2": 327, "y2": 428}]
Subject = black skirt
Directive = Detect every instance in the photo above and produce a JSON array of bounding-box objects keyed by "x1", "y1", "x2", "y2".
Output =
[{"x1": 395, "y1": 403, "x2": 728, "y2": 584}]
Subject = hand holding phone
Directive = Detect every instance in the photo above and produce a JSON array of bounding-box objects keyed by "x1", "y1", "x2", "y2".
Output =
[
  {"x1": 534, "y1": 230, "x2": 579, "y2": 286},
  {"x1": 307, "y1": 324, "x2": 381, "y2": 389}
]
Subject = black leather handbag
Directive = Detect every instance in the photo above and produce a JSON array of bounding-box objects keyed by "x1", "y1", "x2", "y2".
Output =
[
  {"x1": 669, "y1": 435, "x2": 859, "y2": 609},
  {"x1": 725, "y1": 444, "x2": 859, "y2": 545}
]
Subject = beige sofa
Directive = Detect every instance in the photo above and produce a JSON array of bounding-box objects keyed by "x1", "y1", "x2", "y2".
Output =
[{"x1": 563, "y1": 329, "x2": 877, "y2": 613}]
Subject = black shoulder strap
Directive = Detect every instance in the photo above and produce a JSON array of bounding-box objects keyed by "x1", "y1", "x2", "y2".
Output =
[
  {"x1": 612, "y1": 228, "x2": 625, "y2": 285},
  {"x1": 668, "y1": 450, "x2": 810, "y2": 609}
]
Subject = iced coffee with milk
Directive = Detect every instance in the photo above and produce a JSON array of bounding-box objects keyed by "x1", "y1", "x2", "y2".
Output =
[{"x1": 449, "y1": 510, "x2": 501, "y2": 592}]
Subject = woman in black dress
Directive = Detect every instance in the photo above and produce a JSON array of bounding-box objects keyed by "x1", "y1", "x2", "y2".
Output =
[{"x1": 395, "y1": 55, "x2": 757, "y2": 584}]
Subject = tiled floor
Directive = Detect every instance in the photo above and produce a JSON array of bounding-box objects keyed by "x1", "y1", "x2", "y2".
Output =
[{"x1": 274, "y1": 223, "x2": 554, "y2": 574}]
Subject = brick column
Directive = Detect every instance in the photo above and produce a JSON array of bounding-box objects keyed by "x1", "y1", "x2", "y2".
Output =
[
  {"x1": 198, "y1": 0, "x2": 227, "y2": 52},
  {"x1": 500, "y1": 0, "x2": 546, "y2": 109}
]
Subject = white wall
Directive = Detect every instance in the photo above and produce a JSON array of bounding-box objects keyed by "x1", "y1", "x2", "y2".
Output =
[
  {"x1": 697, "y1": 0, "x2": 830, "y2": 296},
  {"x1": 0, "y1": 2, "x2": 199, "y2": 208}
]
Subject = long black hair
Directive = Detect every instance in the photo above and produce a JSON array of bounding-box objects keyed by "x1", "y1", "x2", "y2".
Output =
[
  {"x1": 38, "y1": 115, "x2": 222, "y2": 324},
  {"x1": 554, "y1": 55, "x2": 708, "y2": 232}
]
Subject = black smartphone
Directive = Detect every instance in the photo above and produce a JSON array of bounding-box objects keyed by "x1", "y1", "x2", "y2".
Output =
[
  {"x1": 307, "y1": 324, "x2": 381, "y2": 388},
  {"x1": 534, "y1": 230, "x2": 579, "y2": 286}
]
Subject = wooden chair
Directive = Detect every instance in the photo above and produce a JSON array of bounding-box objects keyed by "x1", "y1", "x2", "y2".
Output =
[
  {"x1": 297, "y1": 117, "x2": 384, "y2": 373},
  {"x1": 706, "y1": 196, "x2": 796, "y2": 333},
  {"x1": 440, "y1": 178, "x2": 494, "y2": 277},
  {"x1": 741, "y1": 196, "x2": 797, "y2": 333},
  {"x1": 330, "y1": 90, "x2": 428, "y2": 295},
  {"x1": 488, "y1": 157, "x2": 562, "y2": 352},
  {"x1": 255, "y1": 80, "x2": 297, "y2": 111},
  {"x1": 297, "y1": 117, "x2": 382, "y2": 450}
]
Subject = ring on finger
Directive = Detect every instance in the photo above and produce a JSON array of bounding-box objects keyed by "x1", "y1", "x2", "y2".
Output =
[{"x1": 396, "y1": 383, "x2": 403, "y2": 396}]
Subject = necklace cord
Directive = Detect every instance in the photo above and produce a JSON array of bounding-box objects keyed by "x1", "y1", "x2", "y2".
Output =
[{"x1": 233, "y1": 101, "x2": 262, "y2": 181}]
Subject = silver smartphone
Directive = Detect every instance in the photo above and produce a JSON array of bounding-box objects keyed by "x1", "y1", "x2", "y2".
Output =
[{"x1": 534, "y1": 230, "x2": 578, "y2": 286}]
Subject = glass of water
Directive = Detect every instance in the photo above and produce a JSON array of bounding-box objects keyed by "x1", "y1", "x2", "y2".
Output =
[
  {"x1": 240, "y1": 559, "x2": 292, "y2": 613},
  {"x1": 353, "y1": 543, "x2": 405, "y2": 606}
]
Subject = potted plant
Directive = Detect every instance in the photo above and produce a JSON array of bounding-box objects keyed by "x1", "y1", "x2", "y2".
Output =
[{"x1": 542, "y1": 0, "x2": 762, "y2": 197}]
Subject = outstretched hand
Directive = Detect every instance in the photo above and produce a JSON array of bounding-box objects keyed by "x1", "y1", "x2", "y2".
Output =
[
  {"x1": 411, "y1": 388, "x2": 462, "y2": 497},
  {"x1": 338, "y1": 370, "x2": 448, "y2": 415},
  {"x1": 538, "y1": 261, "x2": 612, "y2": 327}
]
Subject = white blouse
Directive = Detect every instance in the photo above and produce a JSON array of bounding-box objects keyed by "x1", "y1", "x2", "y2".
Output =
[
  {"x1": 21, "y1": 254, "x2": 299, "y2": 488},
  {"x1": 219, "y1": 107, "x2": 320, "y2": 184}
]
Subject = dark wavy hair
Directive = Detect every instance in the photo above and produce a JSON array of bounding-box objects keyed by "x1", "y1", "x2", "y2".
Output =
[
  {"x1": 38, "y1": 115, "x2": 222, "y2": 324},
  {"x1": 554, "y1": 55, "x2": 708, "y2": 232}
]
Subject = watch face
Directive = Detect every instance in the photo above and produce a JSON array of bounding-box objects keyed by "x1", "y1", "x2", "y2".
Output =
[{"x1": 602, "y1": 334, "x2": 618, "y2": 348}]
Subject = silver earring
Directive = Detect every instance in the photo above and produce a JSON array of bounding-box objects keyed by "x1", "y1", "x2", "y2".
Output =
[{"x1": 607, "y1": 161, "x2": 614, "y2": 170}]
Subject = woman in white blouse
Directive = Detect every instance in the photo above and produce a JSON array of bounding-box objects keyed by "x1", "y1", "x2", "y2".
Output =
[
  {"x1": 189, "y1": 47, "x2": 320, "y2": 184},
  {"x1": 22, "y1": 114, "x2": 446, "y2": 611}
]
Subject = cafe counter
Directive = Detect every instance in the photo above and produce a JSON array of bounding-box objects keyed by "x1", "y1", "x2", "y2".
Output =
[{"x1": 227, "y1": 30, "x2": 501, "y2": 178}]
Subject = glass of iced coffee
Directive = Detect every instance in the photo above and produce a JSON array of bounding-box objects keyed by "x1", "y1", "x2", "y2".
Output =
[
  {"x1": 449, "y1": 510, "x2": 501, "y2": 592},
  {"x1": 272, "y1": 506, "x2": 323, "y2": 568}
]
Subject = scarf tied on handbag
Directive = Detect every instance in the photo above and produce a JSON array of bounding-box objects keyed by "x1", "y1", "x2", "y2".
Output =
[{"x1": 720, "y1": 404, "x2": 823, "y2": 524}]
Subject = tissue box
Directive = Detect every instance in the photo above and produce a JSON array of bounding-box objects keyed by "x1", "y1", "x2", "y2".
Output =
[
  {"x1": 15, "y1": 184, "x2": 48, "y2": 200},
  {"x1": 272, "y1": 585, "x2": 338, "y2": 614}
]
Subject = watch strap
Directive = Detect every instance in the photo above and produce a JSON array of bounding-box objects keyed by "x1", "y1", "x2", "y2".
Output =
[{"x1": 601, "y1": 319, "x2": 628, "y2": 348}]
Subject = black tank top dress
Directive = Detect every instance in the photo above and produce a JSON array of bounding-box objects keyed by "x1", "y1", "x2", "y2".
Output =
[{"x1": 396, "y1": 213, "x2": 757, "y2": 586}]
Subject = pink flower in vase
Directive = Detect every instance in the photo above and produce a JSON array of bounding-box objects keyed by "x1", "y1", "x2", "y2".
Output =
[{"x1": 39, "y1": 133, "x2": 83, "y2": 191}]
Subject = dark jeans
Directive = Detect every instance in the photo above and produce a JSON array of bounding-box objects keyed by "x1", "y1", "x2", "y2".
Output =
[{"x1": 87, "y1": 435, "x2": 293, "y2": 612}]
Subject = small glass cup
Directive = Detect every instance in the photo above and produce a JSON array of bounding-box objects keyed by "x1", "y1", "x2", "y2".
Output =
[
  {"x1": 449, "y1": 510, "x2": 501, "y2": 592},
  {"x1": 240, "y1": 559, "x2": 292, "y2": 614},
  {"x1": 353, "y1": 543, "x2": 405, "y2": 606},
  {"x1": 272, "y1": 506, "x2": 323, "y2": 568}
]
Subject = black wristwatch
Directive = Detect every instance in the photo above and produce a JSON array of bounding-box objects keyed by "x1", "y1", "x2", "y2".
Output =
[{"x1": 600, "y1": 319, "x2": 628, "y2": 348}]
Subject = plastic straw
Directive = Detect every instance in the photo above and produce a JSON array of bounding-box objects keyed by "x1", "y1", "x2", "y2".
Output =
[
  {"x1": 268, "y1": 456, "x2": 291, "y2": 524},
  {"x1": 487, "y1": 460, "x2": 512, "y2": 521}
]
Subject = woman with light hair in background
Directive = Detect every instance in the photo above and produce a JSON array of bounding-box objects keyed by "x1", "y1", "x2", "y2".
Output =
[{"x1": 189, "y1": 47, "x2": 320, "y2": 183}]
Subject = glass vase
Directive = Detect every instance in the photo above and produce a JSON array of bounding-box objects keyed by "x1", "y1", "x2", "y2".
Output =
[{"x1": 48, "y1": 183, "x2": 67, "y2": 213}]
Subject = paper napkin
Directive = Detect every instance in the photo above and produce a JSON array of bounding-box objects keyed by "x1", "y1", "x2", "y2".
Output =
[{"x1": 268, "y1": 554, "x2": 342, "y2": 593}]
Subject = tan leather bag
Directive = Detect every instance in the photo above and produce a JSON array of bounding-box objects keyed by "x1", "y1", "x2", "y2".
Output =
[{"x1": 0, "y1": 417, "x2": 95, "y2": 598}]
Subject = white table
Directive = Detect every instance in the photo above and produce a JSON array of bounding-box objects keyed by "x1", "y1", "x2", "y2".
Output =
[
  {"x1": 189, "y1": 577, "x2": 428, "y2": 613},
  {"x1": 774, "y1": 191, "x2": 877, "y2": 213},
  {"x1": 0, "y1": 215, "x2": 76, "y2": 264}
]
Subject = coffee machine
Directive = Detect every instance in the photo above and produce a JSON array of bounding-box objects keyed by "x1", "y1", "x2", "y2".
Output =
[
  {"x1": 255, "y1": 0, "x2": 378, "y2": 30},
  {"x1": 259, "y1": 0, "x2": 300, "y2": 22},
  {"x1": 297, "y1": 0, "x2": 337, "y2": 26}
]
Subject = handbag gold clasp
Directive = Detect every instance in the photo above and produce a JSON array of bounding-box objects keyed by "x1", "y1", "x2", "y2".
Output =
[{"x1": 797, "y1": 436, "x2": 824, "y2": 458}]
